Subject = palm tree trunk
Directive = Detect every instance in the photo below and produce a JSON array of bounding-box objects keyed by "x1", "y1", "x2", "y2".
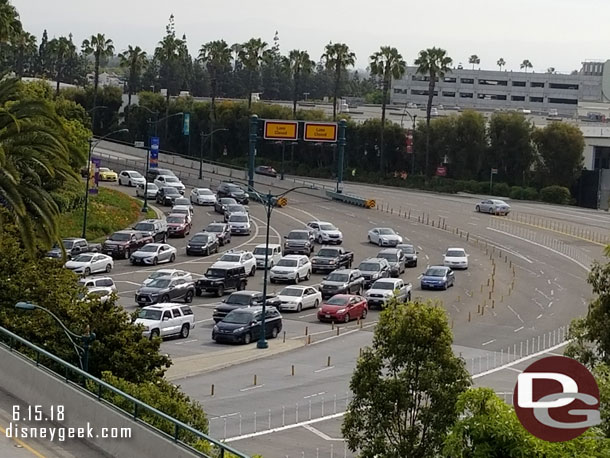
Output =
[
  {"x1": 92, "y1": 56, "x2": 100, "y2": 133},
  {"x1": 292, "y1": 72, "x2": 299, "y2": 119},
  {"x1": 425, "y1": 77, "x2": 435, "y2": 177},
  {"x1": 55, "y1": 67, "x2": 61, "y2": 96},
  {"x1": 379, "y1": 77, "x2": 388, "y2": 174},
  {"x1": 247, "y1": 70, "x2": 252, "y2": 109},
  {"x1": 333, "y1": 67, "x2": 340, "y2": 121}
]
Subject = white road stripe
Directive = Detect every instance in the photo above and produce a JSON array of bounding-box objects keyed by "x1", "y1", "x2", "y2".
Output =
[
  {"x1": 302, "y1": 424, "x2": 344, "y2": 441},
  {"x1": 481, "y1": 339, "x2": 496, "y2": 346}
]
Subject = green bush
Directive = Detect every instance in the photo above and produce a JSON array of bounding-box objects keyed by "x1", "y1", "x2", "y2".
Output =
[
  {"x1": 475, "y1": 181, "x2": 491, "y2": 194},
  {"x1": 522, "y1": 187, "x2": 539, "y2": 200},
  {"x1": 539, "y1": 185, "x2": 571, "y2": 205},
  {"x1": 492, "y1": 182, "x2": 510, "y2": 197},
  {"x1": 50, "y1": 179, "x2": 85, "y2": 212},
  {"x1": 461, "y1": 180, "x2": 479, "y2": 193},
  {"x1": 454, "y1": 180, "x2": 469, "y2": 193},
  {"x1": 509, "y1": 186, "x2": 524, "y2": 200}
]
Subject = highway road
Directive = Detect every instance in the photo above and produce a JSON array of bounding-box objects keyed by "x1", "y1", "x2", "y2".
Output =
[{"x1": 89, "y1": 145, "x2": 608, "y2": 457}]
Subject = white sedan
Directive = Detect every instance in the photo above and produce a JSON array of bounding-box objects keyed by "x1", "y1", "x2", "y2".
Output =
[
  {"x1": 307, "y1": 221, "x2": 343, "y2": 244},
  {"x1": 475, "y1": 199, "x2": 511, "y2": 215},
  {"x1": 154, "y1": 175, "x2": 185, "y2": 194},
  {"x1": 130, "y1": 243, "x2": 177, "y2": 266},
  {"x1": 443, "y1": 248, "x2": 469, "y2": 270},
  {"x1": 190, "y1": 188, "x2": 217, "y2": 205},
  {"x1": 367, "y1": 228, "x2": 403, "y2": 247},
  {"x1": 142, "y1": 269, "x2": 193, "y2": 286},
  {"x1": 136, "y1": 182, "x2": 158, "y2": 199},
  {"x1": 276, "y1": 286, "x2": 321, "y2": 312},
  {"x1": 65, "y1": 253, "x2": 114, "y2": 276},
  {"x1": 270, "y1": 255, "x2": 312, "y2": 284},
  {"x1": 118, "y1": 170, "x2": 146, "y2": 187}
]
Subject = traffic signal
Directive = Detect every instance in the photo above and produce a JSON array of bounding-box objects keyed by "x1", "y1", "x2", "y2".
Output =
[
  {"x1": 276, "y1": 197, "x2": 288, "y2": 207},
  {"x1": 406, "y1": 129, "x2": 413, "y2": 154}
]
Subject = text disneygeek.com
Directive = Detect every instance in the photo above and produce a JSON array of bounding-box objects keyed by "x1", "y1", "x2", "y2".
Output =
[{"x1": 5, "y1": 423, "x2": 132, "y2": 442}]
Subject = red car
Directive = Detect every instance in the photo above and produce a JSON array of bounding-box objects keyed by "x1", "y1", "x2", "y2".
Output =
[
  {"x1": 317, "y1": 294, "x2": 368, "y2": 323},
  {"x1": 167, "y1": 213, "x2": 192, "y2": 238}
]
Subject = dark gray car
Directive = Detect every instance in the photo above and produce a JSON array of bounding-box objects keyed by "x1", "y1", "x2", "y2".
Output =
[
  {"x1": 376, "y1": 248, "x2": 405, "y2": 277},
  {"x1": 284, "y1": 230, "x2": 314, "y2": 256},
  {"x1": 135, "y1": 276, "x2": 195, "y2": 306},
  {"x1": 319, "y1": 269, "x2": 365, "y2": 299}
]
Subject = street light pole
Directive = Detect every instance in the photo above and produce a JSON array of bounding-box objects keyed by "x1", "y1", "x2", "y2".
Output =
[
  {"x1": 82, "y1": 128, "x2": 129, "y2": 239},
  {"x1": 14, "y1": 302, "x2": 96, "y2": 372},
  {"x1": 199, "y1": 128, "x2": 229, "y2": 179}
]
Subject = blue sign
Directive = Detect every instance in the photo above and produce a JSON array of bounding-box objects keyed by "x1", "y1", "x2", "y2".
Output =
[
  {"x1": 150, "y1": 136, "x2": 159, "y2": 169},
  {"x1": 183, "y1": 113, "x2": 190, "y2": 136}
]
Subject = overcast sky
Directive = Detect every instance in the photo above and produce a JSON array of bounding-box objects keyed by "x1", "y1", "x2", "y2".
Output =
[{"x1": 13, "y1": 0, "x2": 608, "y2": 73}]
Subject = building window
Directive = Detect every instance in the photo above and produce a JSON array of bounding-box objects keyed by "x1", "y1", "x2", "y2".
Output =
[
  {"x1": 459, "y1": 92, "x2": 474, "y2": 98},
  {"x1": 477, "y1": 93, "x2": 507, "y2": 100},
  {"x1": 393, "y1": 88, "x2": 408, "y2": 94},
  {"x1": 511, "y1": 95, "x2": 526, "y2": 101},
  {"x1": 530, "y1": 97, "x2": 543, "y2": 103},
  {"x1": 531, "y1": 82, "x2": 545, "y2": 88},
  {"x1": 460, "y1": 78, "x2": 474, "y2": 84},
  {"x1": 549, "y1": 82, "x2": 579, "y2": 90},
  {"x1": 444, "y1": 77, "x2": 457, "y2": 83},
  {"x1": 411, "y1": 89, "x2": 437, "y2": 96},
  {"x1": 548, "y1": 97, "x2": 578, "y2": 105},
  {"x1": 442, "y1": 91, "x2": 456, "y2": 97},
  {"x1": 478, "y1": 79, "x2": 508, "y2": 86},
  {"x1": 412, "y1": 75, "x2": 430, "y2": 82},
  {"x1": 512, "y1": 81, "x2": 526, "y2": 87}
]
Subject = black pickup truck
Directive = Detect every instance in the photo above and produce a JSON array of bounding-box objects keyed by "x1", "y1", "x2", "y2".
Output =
[
  {"x1": 311, "y1": 247, "x2": 354, "y2": 273},
  {"x1": 212, "y1": 291, "x2": 282, "y2": 322}
]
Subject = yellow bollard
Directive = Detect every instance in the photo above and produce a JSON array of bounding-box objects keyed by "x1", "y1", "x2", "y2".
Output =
[{"x1": 307, "y1": 335, "x2": 311, "y2": 345}]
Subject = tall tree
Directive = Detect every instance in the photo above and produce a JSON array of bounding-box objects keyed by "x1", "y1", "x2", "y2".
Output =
[
  {"x1": 238, "y1": 37, "x2": 269, "y2": 108},
  {"x1": 82, "y1": 33, "x2": 114, "y2": 131},
  {"x1": 415, "y1": 47, "x2": 453, "y2": 176},
  {"x1": 283, "y1": 49, "x2": 314, "y2": 118},
  {"x1": 342, "y1": 300, "x2": 470, "y2": 457},
  {"x1": 497, "y1": 57, "x2": 506, "y2": 71},
  {"x1": 36, "y1": 29, "x2": 51, "y2": 77},
  {"x1": 119, "y1": 45, "x2": 147, "y2": 121},
  {"x1": 48, "y1": 36, "x2": 75, "y2": 95},
  {"x1": 0, "y1": 0, "x2": 21, "y2": 45},
  {"x1": 369, "y1": 46, "x2": 406, "y2": 173},
  {"x1": 199, "y1": 40, "x2": 231, "y2": 120},
  {"x1": 321, "y1": 42, "x2": 356, "y2": 121},
  {"x1": 520, "y1": 59, "x2": 533, "y2": 72},
  {"x1": 468, "y1": 54, "x2": 480, "y2": 70},
  {"x1": 13, "y1": 30, "x2": 36, "y2": 78},
  {"x1": 533, "y1": 122, "x2": 584, "y2": 188}
]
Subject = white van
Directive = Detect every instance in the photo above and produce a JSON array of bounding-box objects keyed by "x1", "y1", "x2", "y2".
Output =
[
  {"x1": 253, "y1": 243, "x2": 283, "y2": 269},
  {"x1": 78, "y1": 276, "x2": 117, "y2": 292}
]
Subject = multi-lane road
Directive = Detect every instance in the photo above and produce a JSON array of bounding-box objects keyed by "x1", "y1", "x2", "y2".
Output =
[{"x1": 87, "y1": 145, "x2": 609, "y2": 458}]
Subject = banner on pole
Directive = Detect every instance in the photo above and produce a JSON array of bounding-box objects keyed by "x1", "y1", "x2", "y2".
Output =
[
  {"x1": 90, "y1": 158, "x2": 101, "y2": 194},
  {"x1": 150, "y1": 136, "x2": 160, "y2": 169},
  {"x1": 183, "y1": 113, "x2": 190, "y2": 136}
]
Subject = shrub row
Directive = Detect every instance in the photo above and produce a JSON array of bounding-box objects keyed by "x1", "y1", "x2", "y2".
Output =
[{"x1": 50, "y1": 179, "x2": 85, "y2": 213}]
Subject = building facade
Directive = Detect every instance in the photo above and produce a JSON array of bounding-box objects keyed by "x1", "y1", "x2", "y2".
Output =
[{"x1": 391, "y1": 61, "x2": 610, "y2": 115}]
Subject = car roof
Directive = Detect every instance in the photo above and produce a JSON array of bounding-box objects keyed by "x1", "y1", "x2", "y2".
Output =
[
  {"x1": 331, "y1": 268, "x2": 359, "y2": 274},
  {"x1": 361, "y1": 257, "x2": 387, "y2": 263},
  {"x1": 79, "y1": 276, "x2": 114, "y2": 282},
  {"x1": 115, "y1": 230, "x2": 136, "y2": 235},
  {"x1": 230, "y1": 305, "x2": 278, "y2": 313},
  {"x1": 162, "y1": 186, "x2": 180, "y2": 192},
  {"x1": 143, "y1": 303, "x2": 187, "y2": 310},
  {"x1": 255, "y1": 243, "x2": 282, "y2": 249},
  {"x1": 149, "y1": 269, "x2": 183, "y2": 274},
  {"x1": 288, "y1": 229, "x2": 309, "y2": 234},
  {"x1": 167, "y1": 213, "x2": 187, "y2": 218},
  {"x1": 446, "y1": 248, "x2": 466, "y2": 252},
  {"x1": 229, "y1": 290, "x2": 260, "y2": 296},
  {"x1": 378, "y1": 248, "x2": 400, "y2": 253},
  {"x1": 281, "y1": 254, "x2": 307, "y2": 260},
  {"x1": 427, "y1": 265, "x2": 449, "y2": 270}
]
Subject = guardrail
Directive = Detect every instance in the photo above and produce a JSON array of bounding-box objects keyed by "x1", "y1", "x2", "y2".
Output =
[
  {"x1": 0, "y1": 326, "x2": 249, "y2": 458},
  {"x1": 325, "y1": 191, "x2": 375, "y2": 209}
]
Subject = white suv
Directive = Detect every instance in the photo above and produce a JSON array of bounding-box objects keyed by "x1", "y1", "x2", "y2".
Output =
[
  {"x1": 307, "y1": 221, "x2": 343, "y2": 244},
  {"x1": 134, "y1": 303, "x2": 194, "y2": 339},
  {"x1": 253, "y1": 243, "x2": 282, "y2": 269},
  {"x1": 154, "y1": 175, "x2": 185, "y2": 194},
  {"x1": 212, "y1": 250, "x2": 257, "y2": 276},
  {"x1": 270, "y1": 255, "x2": 312, "y2": 284}
]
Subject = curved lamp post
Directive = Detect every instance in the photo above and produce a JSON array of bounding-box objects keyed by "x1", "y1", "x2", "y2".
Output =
[
  {"x1": 199, "y1": 128, "x2": 229, "y2": 179},
  {"x1": 82, "y1": 128, "x2": 129, "y2": 239},
  {"x1": 14, "y1": 302, "x2": 96, "y2": 372}
]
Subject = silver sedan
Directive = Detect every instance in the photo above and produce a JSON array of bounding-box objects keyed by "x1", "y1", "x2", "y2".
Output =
[
  {"x1": 475, "y1": 199, "x2": 511, "y2": 215},
  {"x1": 130, "y1": 243, "x2": 177, "y2": 266}
]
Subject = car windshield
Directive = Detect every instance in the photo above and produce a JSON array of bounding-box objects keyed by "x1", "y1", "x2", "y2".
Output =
[
  {"x1": 227, "y1": 185, "x2": 243, "y2": 193},
  {"x1": 359, "y1": 262, "x2": 380, "y2": 272},
  {"x1": 109, "y1": 233, "x2": 130, "y2": 241},
  {"x1": 492, "y1": 200, "x2": 507, "y2": 205},
  {"x1": 254, "y1": 247, "x2": 273, "y2": 255},
  {"x1": 62, "y1": 240, "x2": 75, "y2": 249},
  {"x1": 230, "y1": 215, "x2": 248, "y2": 222},
  {"x1": 207, "y1": 225, "x2": 223, "y2": 232},
  {"x1": 280, "y1": 288, "x2": 303, "y2": 297},
  {"x1": 400, "y1": 245, "x2": 415, "y2": 254},
  {"x1": 319, "y1": 224, "x2": 337, "y2": 231},
  {"x1": 164, "y1": 187, "x2": 180, "y2": 195},
  {"x1": 167, "y1": 216, "x2": 185, "y2": 223},
  {"x1": 149, "y1": 271, "x2": 173, "y2": 280},
  {"x1": 99, "y1": 168, "x2": 110, "y2": 172},
  {"x1": 130, "y1": 172, "x2": 143, "y2": 179},
  {"x1": 198, "y1": 189, "x2": 212, "y2": 195},
  {"x1": 165, "y1": 177, "x2": 179, "y2": 183},
  {"x1": 138, "y1": 309, "x2": 162, "y2": 320},
  {"x1": 425, "y1": 268, "x2": 446, "y2": 277},
  {"x1": 317, "y1": 249, "x2": 338, "y2": 257},
  {"x1": 378, "y1": 253, "x2": 398, "y2": 262},
  {"x1": 372, "y1": 281, "x2": 396, "y2": 290},
  {"x1": 220, "y1": 254, "x2": 241, "y2": 263},
  {"x1": 158, "y1": 169, "x2": 175, "y2": 176},
  {"x1": 148, "y1": 279, "x2": 171, "y2": 289},
  {"x1": 139, "y1": 245, "x2": 159, "y2": 253},
  {"x1": 325, "y1": 296, "x2": 348, "y2": 306},
  {"x1": 146, "y1": 183, "x2": 158, "y2": 190},
  {"x1": 221, "y1": 198, "x2": 236, "y2": 204},
  {"x1": 191, "y1": 234, "x2": 210, "y2": 243},
  {"x1": 226, "y1": 294, "x2": 253, "y2": 305},
  {"x1": 327, "y1": 273, "x2": 349, "y2": 282},
  {"x1": 172, "y1": 208, "x2": 189, "y2": 214},
  {"x1": 277, "y1": 259, "x2": 297, "y2": 267},
  {"x1": 134, "y1": 223, "x2": 154, "y2": 232},
  {"x1": 73, "y1": 254, "x2": 93, "y2": 262},
  {"x1": 378, "y1": 228, "x2": 395, "y2": 235},
  {"x1": 205, "y1": 268, "x2": 226, "y2": 278},
  {"x1": 288, "y1": 232, "x2": 308, "y2": 240},
  {"x1": 174, "y1": 199, "x2": 189, "y2": 205},
  {"x1": 227, "y1": 205, "x2": 244, "y2": 212},
  {"x1": 223, "y1": 310, "x2": 253, "y2": 324},
  {"x1": 446, "y1": 250, "x2": 465, "y2": 257}
]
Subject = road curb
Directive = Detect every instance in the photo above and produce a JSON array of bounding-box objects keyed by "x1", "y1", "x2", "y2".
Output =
[{"x1": 166, "y1": 339, "x2": 306, "y2": 381}]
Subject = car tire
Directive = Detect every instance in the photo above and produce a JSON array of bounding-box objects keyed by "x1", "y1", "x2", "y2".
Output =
[
  {"x1": 184, "y1": 291, "x2": 194, "y2": 303},
  {"x1": 305, "y1": 270, "x2": 311, "y2": 281},
  {"x1": 367, "y1": 235, "x2": 372, "y2": 243},
  {"x1": 243, "y1": 332, "x2": 252, "y2": 345},
  {"x1": 343, "y1": 314, "x2": 350, "y2": 323},
  {"x1": 170, "y1": 254, "x2": 175, "y2": 263},
  {"x1": 317, "y1": 235, "x2": 323, "y2": 244},
  {"x1": 195, "y1": 288, "x2": 202, "y2": 297},
  {"x1": 84, "y1": 267, "x2": 91, "y2": 277},
  {"x1": 161, "y1": 294, "x2": 170, "y2": 303},
  {"x1": 407, "y1": 293, "x2": 412, "y2": 302},
  {"x1": 314, "y1": 299, "x2": 319, "y2": 308},
  {"x1": 297, "y1": 303, "x2": 302, "y2": 313},
  {"x1": 128, "y1": 180, "x2": 132, "y2": 187},
  {"x1": 489, "y1": 207, "x2": 494, "y2": 214},
  {"x1": 249, "y1": 266, "x2": 256, "y2": 276},
  {"x1": 162, "y1": 234, "x2": 167, "y2": 243},
  {"x1": 216, "y1": 285, "x2": 224, "y2": 297},
  {"x1": 124, "y1": 249, "x2": 131, "y2": 260},
  {"x1": 238, "y1": 281, "x2": 246, "y2": 291},
  {"x1": 205, "y1": 247, "x2": 210, "y2": 256},
  {"x1": 180, "y1": 324, "x2": 190, "y2": 338},
  {"x1": 270, "y1": 327, "x2": 279, "y2": 339},
  {"x1": 442, "y1": 282, "x2": 448, "y2": 291},
  {"x1": 294, "y1": 275, "x2": 299, "y2": 284},
  {"x1": 270, "y1": 278, "x2": 276, "y2": 284},
  {"x1": 152, "y1": 257, "x2": 158, "y2": 266},
  {"x1": 475, "y1": 205, "x2": 480, "y2": 212},
  {"x1": 361, "y1": 308, "x2": 367, "y2": 319},
  {"x1": 378, "y1": 239, "x2": 382, "y2": 246},
  {"x1": 150, "y1": 329, "x2": 160, "y2": 340}
]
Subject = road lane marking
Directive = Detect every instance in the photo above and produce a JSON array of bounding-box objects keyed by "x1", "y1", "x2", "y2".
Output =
[
  {"x1": 240, "y1": 384, "x2": 265, "y2": 392},
  {"x1": 535, "y1": 288, "x2": 552, "y2": 301},
  {"x1": 174, "y1": 339, "x2": 198, "y2": 345},
  {"x1": 314, "y1": 366, "x2": 335, "y2": 373},
  {"x1": 514, "y1": 326, "x2": 524, "y2": 332},
  {"x1": 304, "y1": 392, "x2": 326, "y2": 399},
  {"x1": 477, "y1": 232, "x2": 534, "y2": 264},
  {"x1": 507, "y1": 305, "x2": 524, "y2": 323},
  {"x1": 506, "y1": 367, "x2": 522, "y2": 373},
  {"x1": 195, "y1": 318, "x2": 213, "y2": 324},
  {"x1": 548, "y1": 301, "x2": 553, "y2": 308},
  {"x1": 481, "y1": 339, "x2": 496, "y2": 346},
  {"x1": 298, "y1": 313, "x2": 317, "y2": 318},
  {"x1": 537, "y1": 314, "x2": 543, "y2": 319},
  {"x1": 302, "y1": 424, "x2": 344, "y2": 441}
]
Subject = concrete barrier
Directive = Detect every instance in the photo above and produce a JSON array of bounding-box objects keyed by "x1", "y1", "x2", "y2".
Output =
[{"x1": 325, "y1": 190, "x2": 374, "y2": 209}]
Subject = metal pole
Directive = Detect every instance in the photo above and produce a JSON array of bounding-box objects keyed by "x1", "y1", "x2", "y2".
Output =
[
  {"x1": 142, "y1": 119, "x2": 153, "y2": 213},
  {"x1": 81, "y1": 139, "x2": 93, "y2": 238},
  {"x1": 257, "y1": 196, "x2": 272, "y2": 349},
  {"x1": 489, "y1": 169, "x2": 493, "y2": 195},
  {"x1": 336, "y1": 119, "x2": 346, "y2": 193},
  {"x1": 248, "y1": 115, "x2": 258, "y2": 188},
  {"x1": 412, "y1": 115, "x2": 416, "y2": 174},
  {"x1": 199, "y1": 131, "x2": 205, "y2": 179},
  {"x1": 281, "y1": 142, "x2": 285, "y2": 180}
]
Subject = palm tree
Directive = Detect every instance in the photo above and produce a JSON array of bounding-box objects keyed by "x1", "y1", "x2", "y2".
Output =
[
  {"x1": 230, "y1": 43, "x2": 242, "y2": 73},
  {"x1": 415, "y1": 47, "x2": 453, "y2": 177},
  {"x1": 0, "y1": 78, "x2": 76, "y2": 255},
  {"x1": 13, "y1": 31, "x2": 36, "y2": 78},
  {"x1": 48, "y1": 36, "x2": 75, "y2": 96},
  {"x1": 82, "y1": 33, "x2": 114, "y2": 129},
  {"x1": 283, "y1": 49, "x2": 314, "y2": 118},
  {"x1": 546, "y1": 67, "x2": 555, "y2": 74},
  {"x1": 321, "y1": 42, "x2": 356, "y2": 121},
  {"x1": 468, "y1": 54, "x2": 480, "y2": 70},
  {"x1": 199, "y1": 40, "x2": 231, "y2": 120},
  {"x1": 520, "y1": 59, "x2": 533, "y2": 73},
  {"x1": 0, "y1": 0, "x2": 21, "y2": 44},
  {"x1": 497, "y1": 58, "x2": 506, "y2": 71},
  {"x1": 119, "y1": 45, "x2": 147, "y2": 121},
  {"x1": 238, "y1": 38, "x2": 269, "y2": 108},
  {"x1": 369, "y1": 46, "x2": 406, "y2": 173}
]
